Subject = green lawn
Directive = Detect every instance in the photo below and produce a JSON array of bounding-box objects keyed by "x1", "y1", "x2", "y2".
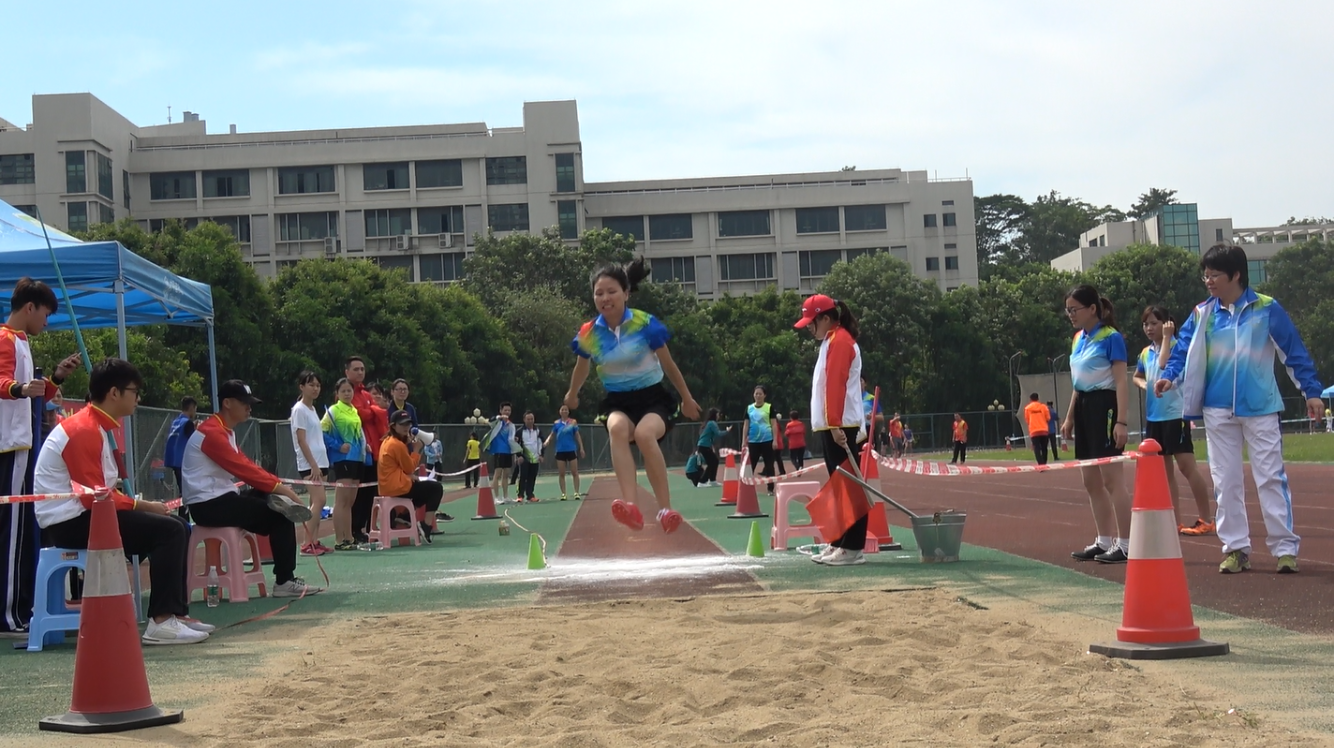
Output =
[{"x1": 952, "y1": 429, "x2": 1334, "y2": 463}]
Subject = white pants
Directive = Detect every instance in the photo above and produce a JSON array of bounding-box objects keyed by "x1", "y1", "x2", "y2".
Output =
[{"x1": 1203, "y1": 408, "x2": 1299, "y2": 558}]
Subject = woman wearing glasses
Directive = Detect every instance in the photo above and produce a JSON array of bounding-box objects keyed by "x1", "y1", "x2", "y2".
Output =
[{"x1": 1059, "y1": 285, "x2": 1132, "y2": 565}]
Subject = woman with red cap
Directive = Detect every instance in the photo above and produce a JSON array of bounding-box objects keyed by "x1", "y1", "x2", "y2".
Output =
[{"x1": 794, "y1": 294, "x2": 869, "y2": 566}]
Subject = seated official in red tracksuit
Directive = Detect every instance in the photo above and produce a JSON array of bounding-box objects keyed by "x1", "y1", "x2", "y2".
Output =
[
  {"x1": 34, "y1": 357, "x2": 212, "y2": 644},
  {"x1": 182, "y1": 379, "x2": 323, "y2": 598}
]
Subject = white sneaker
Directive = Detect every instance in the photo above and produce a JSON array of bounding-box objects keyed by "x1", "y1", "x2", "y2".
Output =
[
  {"x1": 820, "y1": 548, "x2": 866, "y2": 566},
  {"x1": 178, "y1": 617, "x2": 216, "y2": 633},
  {"x1": 143, "y1": 616, "x2": 209, "y2": 645},
  {"x1": 273, "y1": 577, "x2": 325, "y2": 598},
  {"x1": 267, "y1": 494, "x2": 313, "y2": 523},
  {"x1": 810, "y1": 544, "x2": 835, "y2": 564}
]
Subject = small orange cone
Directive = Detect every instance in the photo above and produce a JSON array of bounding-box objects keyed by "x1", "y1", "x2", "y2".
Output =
[
  {"x1": 727, "y1": 471, "x2": 769, "y2": 519},
  {"x1": 40, "y1": 494, "x2": 183, "y2": 734},
  {"x1": 716, "y1": 451, "x2": 739, "y2": 506},
  {"x1": 1089, "y1": 439, "x2": 1228, "y2": 660},
  {"x1": 861, "y1": 449, "x2": 900, "y2": 550},
  {"x1": 471, "y1": 463, "x2": 499, "y2": 520}
]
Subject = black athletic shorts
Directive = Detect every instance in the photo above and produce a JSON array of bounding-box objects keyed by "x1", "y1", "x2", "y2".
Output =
[
  {"x1": 555, "y1": 451, "x2": 578, "y2": 462},
  {"x1": 1073, "y1": 389, "x2": 1124, "y2": 460},
  {"x1": 600, "y1": 382, "x2": 676, "y2": 438},
  {"x1": 492, "y1": 453, "x2": 514, "y2": 469},
  {"x1": 330, "y1": 461, "x2": 363, "y2": 481},
  {"x1": 1145, "y1": 418, "x2": 1194, "y2": 456}
]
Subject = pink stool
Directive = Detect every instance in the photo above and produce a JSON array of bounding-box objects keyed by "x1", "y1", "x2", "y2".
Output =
[
  {"x1": 189, "y1": 526, "x2": 268, "y2": 603},
  {"x1": 771, "y1": 481, "x2": 822, "y2": 550},
  {"x1": 370, "y1": 496, "x2": 421, "y2": 548}
]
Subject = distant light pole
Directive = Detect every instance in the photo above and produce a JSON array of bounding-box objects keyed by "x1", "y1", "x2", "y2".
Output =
[
  {"x1": 1049, "y1": 354, "x2": 1068, "y2": 412},
  {"x1": 1007, "y1": 351, "x2": 1024, "y2": 414}
]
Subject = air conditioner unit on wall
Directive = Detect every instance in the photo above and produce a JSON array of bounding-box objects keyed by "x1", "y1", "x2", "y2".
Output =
[
  {"x1": 324, "y1": 237, "x2": 337, "y2": 254},
  {"x1": 438, "y1": 233, "x2": 453, "y2": 249},
  {"x1": 394, "y1": 235, "x2": 409, "y2": 251}
]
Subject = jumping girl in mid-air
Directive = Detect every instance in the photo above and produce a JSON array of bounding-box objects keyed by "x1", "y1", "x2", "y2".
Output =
[{"x1": 564, "y1": 259, "x2": 701, "y2": 533}]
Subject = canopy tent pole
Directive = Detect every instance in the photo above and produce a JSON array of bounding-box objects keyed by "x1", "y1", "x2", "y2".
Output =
[
  {"x1": 115, "y1": 280, "x2": 136, "y2": 495},
  {"x1": 207, "y1": 320, "x2": 219, "y2": 411},
  {"x1": 33, "y1": 207, "x2": 92, "y2": 372}
]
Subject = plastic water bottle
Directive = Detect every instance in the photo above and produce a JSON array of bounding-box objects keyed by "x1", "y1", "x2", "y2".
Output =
[{"x1": 206, "y1": 566, "x2": 220, "y2": 608}]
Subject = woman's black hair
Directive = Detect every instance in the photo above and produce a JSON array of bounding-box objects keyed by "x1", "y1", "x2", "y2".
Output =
[
  {"x1": 333, "y1": 377, "x2": 353, "y2": 394},
  {"x1": 1066, "y1": 284, "x2": 1117, "y2": 329},
  {"x1": 788, "y1": 409, "x2": 799, "y2": 419},
  {"x1": 815, "y1": 300, "x2": 861, "y2": 340},
  {"x1": 1201, "y1": 244, "x2": 1249, "y2": 289},
  {"x1": 753, "y1": 384, "x2": 769, "y2": 398},
  {"x1": 706, "y1": 407, "x2": 720, "y2": 422},
  {"x1": 1141, "y1": 305, "x2": 1174, "y2": 326},
  {"x1": 590, "y1": 257, "x2": 651, "y2": 293},
  {"x1": 297, "y1": 370, "x2": 320, "y2": 386}
]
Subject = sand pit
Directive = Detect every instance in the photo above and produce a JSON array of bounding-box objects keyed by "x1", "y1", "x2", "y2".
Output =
[{"x1": 114, "y1": 588, "x2": 1323, "y2": 747}]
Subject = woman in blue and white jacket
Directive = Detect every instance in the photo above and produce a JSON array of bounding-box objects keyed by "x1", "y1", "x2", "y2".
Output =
[{"x1": 1156, "y1": 244, "x2": 1324, "y2": 575}]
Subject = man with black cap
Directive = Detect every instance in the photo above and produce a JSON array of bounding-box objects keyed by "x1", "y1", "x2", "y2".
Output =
[{"x1": 181, "y1": 380, "x2": 323, "y2": 597}]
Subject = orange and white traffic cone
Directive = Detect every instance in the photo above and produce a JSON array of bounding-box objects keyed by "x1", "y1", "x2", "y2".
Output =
[
  {"x1": 40, "y1": 494, "x2": 183, "y2": 734},
  {"x1": 472, "y1": 463, "x2": 499, "y2": 521},
  {"x1": 1089, "y1": 439, "x2": 1229, "y2": 660},
  {"x1": 861, "y1": 450, "x2": 899, "y2": 551},
  {"x1": 727, "y1": 469, "x2": 769, "y2": 519},
  {"x1": 716, "y1": 451, "x2": 739, "y2": 507}
]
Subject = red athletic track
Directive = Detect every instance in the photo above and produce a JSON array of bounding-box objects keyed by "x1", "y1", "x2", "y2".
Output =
[{"x1": 811, "y1": 459, "x2": 1334, "y2": 636}]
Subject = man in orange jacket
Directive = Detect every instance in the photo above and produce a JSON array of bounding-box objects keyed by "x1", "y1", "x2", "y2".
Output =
[{"x1": 1024, "y1": 393, "x2": 1052, "y2": 465}]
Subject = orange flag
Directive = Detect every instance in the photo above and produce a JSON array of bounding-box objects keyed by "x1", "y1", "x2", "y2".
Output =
[{"x1": 807, "y1": 469, "x2": 872, "y2": 542}]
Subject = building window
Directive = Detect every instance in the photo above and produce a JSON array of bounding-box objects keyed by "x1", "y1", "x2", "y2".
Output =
[
  {"x1": 416, "y1": 160, "x2": 463, "y2": 188},
  {"x1": 418, "y1": 206, "x2": 464, "y2": 235},
  {"x1": 844, "y1": 204, "x2": 887, "y2": 231},
  {"x1": 65, "y1": 151, "x2": 86, "y2": 194},
  {"x1": 1248, "y1": 259, "x2": 1268, "y2": 284},
  {"x1": 206, "y1": 215, "x2": 252, "y2": 243},
  {"x1": 278, "y1": 212, "x2": 339, "y2": 241},
  {"x1": 943, "y1": 212, "x2": 957, "y2": 227},
  {"x1": 376, "y1": 255, "x2": 415, "y2": 277},
  {"x1": 718, "y1": 252, "x2": 776, "y2": 281},
  {"x1": 485, "y1": 156, "x2": 527, "y2": 185},
  {"x1": 846, "y1": 247, "x2": 884, "y2": 263},
  {"x1": 718, "y1": 210, "x2": 770, "y2": 238},
  {"x1": 924, "y1": 214, "x2": 938, "y2": 228},
  {"x1": 796, "y1": 207, "x2": 840, "y2": 234},
  {"x1": 96, "y1": 203, "x2": 114, "y2": 226},
  {"x1": 1159, "y1": 203, "x2": 1200, "y2": 254},
  {"x1": 488, "y1": 203, "x2": 530, "y2": 232},
  {"x1": 925, "y1": 257, "x2": 940, "y2": 271},
  {"x1": 122, "y1": 170, "x2": 130, "y2": 209},
  {"x1": 942, "y1": 199, "x2": 955, "y2": 206},
  {"x1": 0, "y1": 153, "x2": 35, "y2": 185},
  {"x1": 558, "y1": 200, "x2": 578, "y2": 240},
  {"x1": 203, "y1": 169, "x2": 250, "y2": 198},
  {"x1": 365, "y1": 208, "x2": 413, "y2": 237},
  {"x1": 651, "y1": 256, "x2": 695, "y2": 284},
  {"x1": 602, "y1": 215, "x2": 644, "y2": 241},
  {"x1": 944, "y1": 243, "x2": 957, "y2": 249},
  {"x1": 150, "y1": 171, "x2": 197, "y2": 201},
  {"x1": 555, "y1": 153, "x2": 576, "y2": 193},
  {"x1": 67, "y1": 202, "x2": 88, "y2": 232},
  {"x1": 14, "y1": 205, "x2": 37, "y2": 218},
  {"x1": 1216, "y1": 228, "x2": 1224, "y2": 242},
  {"x1": 421, "y1": 252, "x2": 466, "y2": 282},
  {"x1": 149, "y1": 218, "x2": 199, "y2": 233},
  {"x1": 278, "y1": 166, "x2": 336, "y2": 195},
  {"x1": 799, "y1": 249, "x2": 843, "y2": 278},
  {"x1": 649, "y1": 214, "x2": 692, "y2": 241},
  {"x1": 364, "y1": 162, "x2": 409, "y2": 191},
  {"x1": 95, "y1": 153, "x2": 113, "y2": 200},
  {"x1": 947, "y1": 286, "x2": 958, "y2": 292},
  {"x1": 945, "y1": 255, "x2": 959, "y2": 270},
  {"x1": 277, "y1": 260, "x2": 299, "y2": 272}
]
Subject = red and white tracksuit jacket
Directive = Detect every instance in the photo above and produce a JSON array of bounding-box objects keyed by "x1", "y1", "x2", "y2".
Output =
[
  {"x1": 809, "y1": 327, "x2": 866, "y2": 438},
  {"x1": 181, "y1": 414, "x2": 280, "y2": 504}
]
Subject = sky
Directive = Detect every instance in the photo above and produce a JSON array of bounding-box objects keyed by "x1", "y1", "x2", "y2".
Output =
[{"x1": 6, "y1": 0, "x2": 1332, "y2": 226}]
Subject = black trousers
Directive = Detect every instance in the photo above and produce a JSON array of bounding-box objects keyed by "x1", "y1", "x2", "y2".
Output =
[
  {"x1": 189, "y1": 489, "x2": 299, "y2": 586},
  {"x1": 353, "y1": 461, "x2": 377, "y2": 537},
  {"x1": 463, "y1": 458, "x2": 480, "y2": 488},
  {"x1": 788, "y1": 448, "x2": 805, "y2": 471},
  {"x1": 0, "y1": 448, "x2": 38, "y2": 632},
  {"x1": 517, "y1": 462, "x2": 539, "y2": 499},
  {"x1": 44, "y1": 510, "x2": 191, "y2": 620},
  {"x1": 951, "y1": 441, "x2": 967, "y2": 464},
  {"x1": 698, "y1": 446, "x2": 719, "y2": 482},
  {"x1": 822, "y1": 428, "x2": 868, "y2": 550},
  {"x1": 396, "y1": 480, "x2": 444, "y2": 513},
  {"x1": 1031, "y1": 434, "x2": 1049, "y2": 465},
  {"x1": 747, "y1": 441, "x2": 777, "y2": 483}
]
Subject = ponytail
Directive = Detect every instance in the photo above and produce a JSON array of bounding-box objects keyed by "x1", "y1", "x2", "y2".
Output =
[
  {"x1": 590, "y1": 256, "x2": 651, "y2": 294},
  {"x1": 816, "y1": 300, "x2": 860, "y2": 340},
  {"x1": 1099, "y1": 296, "x2": 1117, "y2": 330},
  {"x1": 1067, "y1": 284, "x2": 1116, "y2": 330}
]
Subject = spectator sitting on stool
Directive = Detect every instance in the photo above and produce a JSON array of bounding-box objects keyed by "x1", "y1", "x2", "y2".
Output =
[{"x1": 182, "y1": 379, "x2": 324, "y2": 598}]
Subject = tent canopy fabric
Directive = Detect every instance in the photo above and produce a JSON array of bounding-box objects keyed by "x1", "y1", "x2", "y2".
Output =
[
  {"x1": 1322, "y1": 385, "x2": 1334, "y2": 399},
  {"x1": 0, "y1": 199, "x2": 212, "y2": 329}
]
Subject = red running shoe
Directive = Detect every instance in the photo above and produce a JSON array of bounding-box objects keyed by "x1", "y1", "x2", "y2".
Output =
[
  {"x1": 657, "y1": 508, "x2": 683, "y2": 534},
  {"x1": 611, "y1": 499, "x2": 644, "y2": 531}
]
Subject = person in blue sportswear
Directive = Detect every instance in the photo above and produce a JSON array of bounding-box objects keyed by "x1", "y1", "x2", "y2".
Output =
[{"x1": 1156, "y1": 244, "x2": 1324, "y2": 576}]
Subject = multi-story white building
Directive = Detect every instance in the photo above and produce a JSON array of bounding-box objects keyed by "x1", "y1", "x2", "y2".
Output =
[{"x1": 1, "y1": 93, "x2": 978, "y2": 294}]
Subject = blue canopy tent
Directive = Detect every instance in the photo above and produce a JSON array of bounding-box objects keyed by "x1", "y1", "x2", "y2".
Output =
[{"x1": 0, "y1": 198, "x2": 218, "y2": 490}]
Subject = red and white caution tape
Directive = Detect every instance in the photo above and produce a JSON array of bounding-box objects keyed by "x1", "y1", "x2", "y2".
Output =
[
  {"x1": 872, "y1": 450, "x2": 1139, "y2": 477},
  {"x1": 719, "y1": 447, "x2": 823, "y2": 485}
]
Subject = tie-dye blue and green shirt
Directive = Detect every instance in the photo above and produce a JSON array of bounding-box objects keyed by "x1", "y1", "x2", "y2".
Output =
[
  {"x1": 1136, "y1": 345, "x2": 1184, "y2": 422},
  {"x1": 1070, "y1": 324, "x2": 1127, "y2": 393},
  {"x1": 571, "y1": 308, "x2": 671, "y2": 392}
]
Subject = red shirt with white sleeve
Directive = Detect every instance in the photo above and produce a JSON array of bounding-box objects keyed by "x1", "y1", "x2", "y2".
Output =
[
  {"x1": 181, "y1": 414, "x2": 280, "y2": 505},
  {"x1": 33, "y1": 404, "x2": 136, "y2": 528}
]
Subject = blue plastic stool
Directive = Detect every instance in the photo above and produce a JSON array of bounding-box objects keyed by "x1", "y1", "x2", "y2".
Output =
[{"x1": 25, "y1": 548, "x2": 144, "y2": 652}]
